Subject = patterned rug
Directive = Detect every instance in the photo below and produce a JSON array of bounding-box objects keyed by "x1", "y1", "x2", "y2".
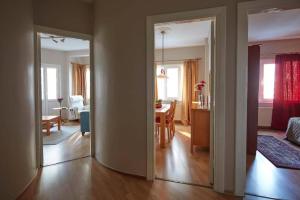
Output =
[{"x1": 257, "y1": 135, "x2": 300, "y2": 169}]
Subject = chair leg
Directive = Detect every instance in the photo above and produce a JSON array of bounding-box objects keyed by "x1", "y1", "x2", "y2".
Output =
[
  {"x1": 172, "y1": 122, "x2": 175, "y2": 137},
  {"x1": 167, "y1": 127, "x2": 170, "y2": 142}
]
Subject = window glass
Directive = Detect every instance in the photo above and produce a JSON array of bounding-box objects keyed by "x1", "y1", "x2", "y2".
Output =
[
  {"x1": 263, "y1": 64, "x2": 275, "y2": 100},
  {"x1": 41, "y1": 68, "x2": 44, "y2": 100},
  {"x1": 166, "y1": 68, "x2": 179, "y2": 98},
  {"x1": 156, "y1": 64, "x2": 182, "y2": 100},
  {"x1": 47, "y1": 68, "x2": 57, "y2": 100}
]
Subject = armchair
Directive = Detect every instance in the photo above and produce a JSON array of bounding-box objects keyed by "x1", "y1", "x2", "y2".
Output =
[{"x1": 68, "y1": 95, "x2": 89, "y2": 120}]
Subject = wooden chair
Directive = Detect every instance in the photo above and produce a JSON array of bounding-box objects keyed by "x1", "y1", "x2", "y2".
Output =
[{"x1": 156, "y1": 100, "x2": 177, "y2": 142}]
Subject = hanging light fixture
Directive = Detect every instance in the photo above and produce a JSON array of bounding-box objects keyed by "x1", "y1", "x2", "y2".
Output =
[
  {"x1": 41, "y1": 34, "x2": 66, "y2": 44},
  {"x1": 157, "y1": 28, "x2": 170, "y2": 79}
]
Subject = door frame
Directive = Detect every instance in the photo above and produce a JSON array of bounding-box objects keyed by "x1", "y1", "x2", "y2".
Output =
[
  {"x1": 146, "y1": 7, "x2": 227, "y2": 192},
  {"x1": 235, "y1": 0, "x2": 300, "y2": 196},
  {"x1": 34, "y1": 25, "x2": 95, "y2": 167}
]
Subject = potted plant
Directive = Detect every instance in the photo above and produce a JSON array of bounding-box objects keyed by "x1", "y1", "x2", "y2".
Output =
[{"x1": 155, "y1": 99, "x2": 162, "y2": 108}]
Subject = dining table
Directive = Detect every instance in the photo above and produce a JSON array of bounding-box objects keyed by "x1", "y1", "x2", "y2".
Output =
[{"x1": 155, "y1": 103, "x2": 171, "y2": 148}]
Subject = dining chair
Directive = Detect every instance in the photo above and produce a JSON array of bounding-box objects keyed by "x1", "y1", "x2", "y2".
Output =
[{"x1": 156, "y1": 100, "x2": 177, "y2": 142}]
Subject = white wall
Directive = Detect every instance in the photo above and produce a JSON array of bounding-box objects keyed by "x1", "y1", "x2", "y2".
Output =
[
  {"x1": 0, "y1": 1, "x2": 36, "y2": 199},
  {"x1": 33, "y1": 0, "x2": 93, "y2": 34},
  {"x1": 41, "y1": 48, "x2": 90, "y2": 118},
  {"x1": 94, "y1": 0, "x2": 250, "y2": 192},
  {"x1": 250, "y1": 39, "x2": 300, "y2": 127},
  {"x1": 155, "y1": 46, "x2": 207, "y2": 121}
]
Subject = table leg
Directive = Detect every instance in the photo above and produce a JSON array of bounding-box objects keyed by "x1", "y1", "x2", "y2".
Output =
[
  {"x1": 57, "y1": 117, "x2": 61, "y2": 131},
  {"x1": 160, "y1": 113, "x2": 166, "y2": 148},
  {"x1": 46, "y1": 121, "x2": 51, "y2": 136}
]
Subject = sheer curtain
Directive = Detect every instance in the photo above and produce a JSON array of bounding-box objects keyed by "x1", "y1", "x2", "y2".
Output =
[
  {"x1": 271, "y1": 54, "x2": 300, "y2": 130},
  {"x1": 181, "y1": 59, "x2": 199, "y2": 125},
  {"x1": 72, "y1": 63, "x2": 88, "y2": 103}
]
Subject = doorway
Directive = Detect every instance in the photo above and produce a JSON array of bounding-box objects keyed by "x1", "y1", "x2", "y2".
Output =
[
  {"x1": 35, "y1": 27, "x2": 94, "y2": 167},
  {"x1": 153, "y1": 19, "x2": 214, "y2": 187},
  {"x1": 146, "y1": 7, "x2": 227, "y2": 192},
  {"x1": 236, "y1": 0, "x2": 300, "y2": 197}
]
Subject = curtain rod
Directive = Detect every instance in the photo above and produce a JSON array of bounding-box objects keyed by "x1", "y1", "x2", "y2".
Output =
[{"x1": 154, "y1": 58, "x2": 201, "y2": 63}]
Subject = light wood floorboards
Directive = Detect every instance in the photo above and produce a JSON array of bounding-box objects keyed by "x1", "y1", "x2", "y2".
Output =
[
  {"x1": 155, "y1": 124, "x2": 210, "y2": 186},
  {"x1": 19, "y1": 157, "x2": 243, "y2": 200}
]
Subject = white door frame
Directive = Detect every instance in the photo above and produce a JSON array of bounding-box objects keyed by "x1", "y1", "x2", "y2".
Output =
[
  {"x1": 34, "y1": 25, "x2": 95, "y2": 167},
  {"x1": 235, "y1": 0, "x2": 300, "y2": 196},
  {"x1": 146, "y1": 7, "x2": 227, "y2": 192}
]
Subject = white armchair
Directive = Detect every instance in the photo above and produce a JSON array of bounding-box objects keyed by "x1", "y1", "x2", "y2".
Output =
[{"x1": 68, "y1": 95, "x2": 89, "y2": 120}]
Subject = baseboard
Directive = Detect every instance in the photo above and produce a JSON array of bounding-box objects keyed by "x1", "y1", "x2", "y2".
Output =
[
  {"x1": 94, "y1": 156, "x2": 146, "y2": 179},
  {"x1": 174, "y1": 120, "x2": 183, "y2": 124},
  {"x1": 16, "y1": 168, "x2": 38, "y2": 199},
  {"x1": 257, "y1": 126, "x2": 272, "y2": 130}
]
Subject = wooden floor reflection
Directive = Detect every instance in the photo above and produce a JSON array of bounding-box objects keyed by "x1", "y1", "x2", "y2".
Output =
[
  {"x1": 155, "y1": 124, "x2": 210, "y2": 186},
  {"x1": 43, "y1": 130, "x2": 91, "y2": 166}
]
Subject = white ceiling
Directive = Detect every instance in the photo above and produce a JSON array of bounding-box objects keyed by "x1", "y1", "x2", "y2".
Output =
[
  {"x1": 155, "y1": 20, "x2": 211, "y2": 49},
  {"x1": 41, "y1": 33, "x2": 89, "y2": 51},
  {"x1": 249, "y1": 8, "x2": 300, "y2": 42}
]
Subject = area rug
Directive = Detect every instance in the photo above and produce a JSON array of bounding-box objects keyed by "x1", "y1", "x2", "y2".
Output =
[
  {"x1": 257, "y1": 135, "x2": 300, "y2": 169},
  {"x1": 43, "y1": 125, "x2": 80, "y2": 145}
]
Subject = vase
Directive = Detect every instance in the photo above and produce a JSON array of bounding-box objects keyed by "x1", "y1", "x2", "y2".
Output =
[{"x1": 198, "y1": 94, "x2": 203, "y2": 107}]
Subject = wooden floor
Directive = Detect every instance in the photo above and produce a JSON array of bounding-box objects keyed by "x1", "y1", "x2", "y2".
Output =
[
  {"x1": 18, "y1": 157, "x2": 244, "y2": 200},
  {"x1": 43, "y1": 123, "x2": 91, "y2": 166},
  {"x1": 155, "y1": 124, "x2": 210, "y2": 186},
  {"x1": 246, "y1": 129, "x2": 300, "y2": 199}
]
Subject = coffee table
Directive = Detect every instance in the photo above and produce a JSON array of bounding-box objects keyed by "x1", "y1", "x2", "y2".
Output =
[{"x1": 42, "y1": 115, "x2": 61, "y2": 136}]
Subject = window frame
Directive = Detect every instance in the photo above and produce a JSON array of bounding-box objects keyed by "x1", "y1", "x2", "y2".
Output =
[
  {"x1": 157, "y1": 63, "x2": 183, "y2": 101},
  {"x1": 258, "y1": 59, "x2": 275, "y2": 106}
]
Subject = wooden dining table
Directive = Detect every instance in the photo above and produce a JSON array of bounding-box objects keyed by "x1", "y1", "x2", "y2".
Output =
[{"x1": 155, "y1": 104, "x2": 171, "y2": 148}]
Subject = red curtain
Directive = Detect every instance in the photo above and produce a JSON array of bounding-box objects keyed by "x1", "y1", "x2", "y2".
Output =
[{"x1": 271, "y1": 54, "x2": 300, "y2": 130}]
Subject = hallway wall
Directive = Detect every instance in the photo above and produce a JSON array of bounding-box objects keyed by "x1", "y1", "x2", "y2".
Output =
[
  {"x1": 0, "y1": 1, "x2": 36, "y2": 199},
  {"x1": 94, "y1": 0, "x2": 252, "y2": 192},
  {"x1": 33, "y1": 0, "x2": 93, "y2": 34}
]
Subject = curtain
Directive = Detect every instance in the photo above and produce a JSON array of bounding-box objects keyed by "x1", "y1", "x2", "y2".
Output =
[
  {"x1": 181, "y1": 59, "x2": 199, "y2": 125},
  {"x1": 271, "y1": 54, "x2": 300, "y2": 130},
  {"x1": 72, "y1": 63, "x2": 87, "y2": 103}
]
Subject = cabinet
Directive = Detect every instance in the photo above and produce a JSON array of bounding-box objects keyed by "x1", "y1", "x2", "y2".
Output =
[{"x1": 191, "y1": 104, "x2": 210, "y2": 153}]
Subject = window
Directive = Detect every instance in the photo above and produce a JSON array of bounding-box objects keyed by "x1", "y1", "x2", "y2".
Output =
[
  {"x1": 156, "y1": 64, "x2": 182, "y2": 100},
  {"x1": 41, "y1": 64, "x2": 60, "y2": 100},
  {"x1": 259, "y1": 61, "x2": 275, "y2": 104},
  {"x1": 47, "y1": 68, "x2": 58, "y2": 100}
]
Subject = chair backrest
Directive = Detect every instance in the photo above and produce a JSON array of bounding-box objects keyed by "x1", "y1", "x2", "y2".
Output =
[
  {"x1": 171, "y1": 100, "x2": 177, "y2": 120},
  {"x1": 69, "y1": 95, "x2": 84, "y2": 109},
  {"x1": 167, "y1": 100, "x2": 177, "y2": 121}
]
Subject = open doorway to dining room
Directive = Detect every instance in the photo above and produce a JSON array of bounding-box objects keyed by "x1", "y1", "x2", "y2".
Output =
[
  {"x1": 35, "y1": 28, "x2": 93, "y2": 167},
  {"x1": 153, "y1": 18, "x2": 215, "y2": 187}
]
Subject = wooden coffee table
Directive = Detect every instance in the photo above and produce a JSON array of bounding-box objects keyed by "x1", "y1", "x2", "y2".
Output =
[{"x1": 42, "y1": 115, "x2": 61, "y2": 136}]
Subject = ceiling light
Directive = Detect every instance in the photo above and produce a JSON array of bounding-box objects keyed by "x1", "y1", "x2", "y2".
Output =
[
  {"x1": 262, "y1": 8, "x2": 283, "y2": 14},
  {"x1": 157, "y1": 27, "x2": 171, "y2": 79}
]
